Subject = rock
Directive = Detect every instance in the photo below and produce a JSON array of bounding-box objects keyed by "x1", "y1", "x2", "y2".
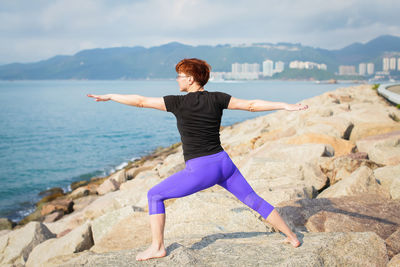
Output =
[
  {"x1": 346, "y1": 152, "x2": 368, "y2": 160},
  {"x1": 117, "y1": 170, "x2": 160, "y2": 210},
  {"x1": 165, "y1": 192, "x2": 270, "y2": 240},
  {"x1": 41, "y1": 198, "x2": 74, "y2": 216},
  {"x1": 17, "y1": 208, "x2": 43, "y2": 226},
  {"x1": 125, "y1": 165, "x2": 155, "y2": 180},
  {"x1": 43, "y1": 210, "x2": 64, "y2": 223},
  {"x1": 0, "y1": 230, "x2": 11, "y2": 237},
  {"x1": 241, "y1": 157, "x2": 327, "y2": 188},
  {"x1": 356, "y1": 130, "x2": 400, "y2": 165},
  {"x1": 0, "y1": 221, "x2": 55, "y2": 266},
  {"x1": 44, "y1": 191, "x2": 122, "y2": 236},
  {"x1": 350, "y1": 122, "x2": 400, "y2": 141},
  {"x1": 302, "y1": 116, "x2": 354, "y2": 139},
  {"x1": 90, "y1": 211, "x2": 150, "y2": 253},
  {"x1": 0, "y1": 218, "x2": 14, "y2": 230},
  {"x1": 96, "y1": 177, "x2": 120, "y2": 195},
  {"x1": 70, "y1": 180, "x2": 90, "y2": 191},
  {"x1": 318, "y1": 154, "x2": 381, "y2": 185},
  {"x1": 386, "y1": 228, "x2": 400, "y2": 259},
  {"x1": 155, "y1": 152, "x2": 185, "y2": 179},
  {"x1": 285, "y1": 133, "x2": 355, "y2": 156},
  {"x1": 239, "y1": 143, "x2": 334, "y2": 171},
  {"x1": 72, "y1": 195, "x2": 99, "y2": 212},
  {"x1": 374, "y1": 164, "x2": 400, "y2": 199},
  {"x1": 388, "y1": 253, "x2": 400, "y2": 267},
  {"x1": 91, "y1": 206, "x2": 136, "y2": 246},
  {"x1": 36, "y1": 191, "x2": 65, "y2": 207},
  {"x1": 25, "y1": 222, "x2": 93, "y2": 267},
  {"x1": 50, "y1": 232, "x2": 388, "y2": 267},
  {"x1": 39, "y1": 187, "x2": 64, "y2": 197},
  {"x1": 69, "y1": 186, "x2": 90, "y2": 200},
  {"x1": 107, "y1": 169, "x2": 127, "y2": 185},
  {"x1": 276, "y1": 195, "x2": 400, "y2": 240},
  {"x1": 317, "y1": 166, "x2": 389, "y2": 199}
]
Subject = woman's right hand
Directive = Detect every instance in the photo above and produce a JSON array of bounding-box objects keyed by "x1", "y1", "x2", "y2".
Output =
[{"x1": 87, "y1": 94, "x2": 112, "y2": 102}]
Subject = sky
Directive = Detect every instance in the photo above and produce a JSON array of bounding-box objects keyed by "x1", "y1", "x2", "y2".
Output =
[{"x1": 1, "y1": 0, "x2": 399, "y2": 65}]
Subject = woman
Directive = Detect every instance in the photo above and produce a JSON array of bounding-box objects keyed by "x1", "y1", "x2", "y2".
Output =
[{"x1": 87, "y1": 58, "x2": 307, "y2": 261}]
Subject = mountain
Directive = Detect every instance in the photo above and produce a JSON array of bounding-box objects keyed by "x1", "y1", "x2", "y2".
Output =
[{"x1": 1, "y1": 35, "x2": 399, "y2": 80}]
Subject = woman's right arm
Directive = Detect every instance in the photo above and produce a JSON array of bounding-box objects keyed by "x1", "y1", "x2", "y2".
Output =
[{"x1": 87, "y1": 94, "x2": 167, "y2": 111}]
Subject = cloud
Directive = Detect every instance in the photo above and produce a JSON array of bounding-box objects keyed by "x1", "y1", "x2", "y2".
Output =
[{"x1": 0, "y1": 0, "x2": 399, "y2": 64}]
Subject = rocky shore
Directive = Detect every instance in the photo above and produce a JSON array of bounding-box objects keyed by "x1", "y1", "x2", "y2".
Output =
[{"x1": 1, "y1": 84, "x2": 400, "y2": 266}]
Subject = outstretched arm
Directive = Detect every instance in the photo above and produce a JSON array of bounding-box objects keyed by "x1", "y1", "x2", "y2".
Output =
[
  {"x1": 87, "y1": 94, "x2": 167, "y2": 111},
  {"x1": 227, "y1": 97, "x2": 308, "y2": 112}
]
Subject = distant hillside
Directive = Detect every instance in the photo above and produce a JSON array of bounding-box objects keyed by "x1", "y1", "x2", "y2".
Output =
[{"x1": 1, "y1": 35, "x2": 400, "y2": 80}]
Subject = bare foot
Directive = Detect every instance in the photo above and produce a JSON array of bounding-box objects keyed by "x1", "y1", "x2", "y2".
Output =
[
  {"x1": 136, "y1": 244, "x2": 167, "y2": 261},
  {"x1": 283, "y1": 236, "x2": 301, "y2": 248}
]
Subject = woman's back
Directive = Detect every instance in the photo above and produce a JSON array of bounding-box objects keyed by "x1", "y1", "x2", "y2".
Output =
[{"x1": 163, "y1": 90, "x2": 231, "y2": 162}]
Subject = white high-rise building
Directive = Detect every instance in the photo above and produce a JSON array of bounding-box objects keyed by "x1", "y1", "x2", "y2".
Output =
[
  {"x1": 359, "y1": 63, "x2": 367, "y2": 76},
  {"x1": 263, "y1": 60, "x2": 274, "y2": 77},
  {"x1": 232, "y1": 63, "x2": 242, "y2": 73},
  {"x1": 274, "y1": 61, "x2": 285, "y2": 73},
  {"x1": 367, "y1": 63, "x2": 374, "y2": 75},
  {"x1": 398, "y1": 58, "x2": 400, "y2": 71},
  {"x1": 390, "y1": 57, "x2": 396, "y2": 70},
  {"x1": 242, "y1": 63, "x2": 260, "y2": 73},
  {"x1": 383, "y1": 57, "x2": 390, "y2": 71}
]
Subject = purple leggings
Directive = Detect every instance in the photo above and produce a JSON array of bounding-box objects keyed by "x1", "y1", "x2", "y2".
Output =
[{"x1": 147, "y1": 150, "x2": 274, "y2": 219}]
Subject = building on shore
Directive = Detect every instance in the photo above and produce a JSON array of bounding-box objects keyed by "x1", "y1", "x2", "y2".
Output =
[
  {"x1": 383, "y1": 57, "x2": 390, "y2": 71},
  {"x1": 338, "y1": 65, "x2": 357, "y2": 75},
  {"x1": 274, "y1": 61, "x2": 285, "y2": 74},
  {"x1": 390, "y1": 57, "x2": 397, "y2": 70},
  {"x1": 359, "y1": 63, "x2": 366, "y2": 76},
  {"x1": 367, "y1": 63, "x2": 374, "y2": 75},
  {"x1": 262, "y1": 60, "x2": 274, "y2": 77},
  {"x1": 289, "y1": 60, "x2": 326, "y2": 70},
  {"x1": 359, "y1": 63, "x2": 375, "y2": 76}
]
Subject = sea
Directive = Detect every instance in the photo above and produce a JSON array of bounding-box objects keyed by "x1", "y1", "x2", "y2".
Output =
[{"x1": 0, "y1": 79, "x2": 356, "y2": 223}]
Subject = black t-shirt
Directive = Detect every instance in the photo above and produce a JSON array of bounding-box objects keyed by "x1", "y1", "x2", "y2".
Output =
[{"x1": 163, "y1": 90, "x2": 232, "y2": 162}]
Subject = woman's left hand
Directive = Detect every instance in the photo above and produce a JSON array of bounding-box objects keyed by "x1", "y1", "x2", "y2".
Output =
[{"x1": 284, "y1": 103, "x2": 309, "y2": 111}]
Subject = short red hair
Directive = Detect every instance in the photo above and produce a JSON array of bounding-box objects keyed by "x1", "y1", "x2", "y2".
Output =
[{"x1": 175, "y1": 58, "x2": 211, "y2": 87}]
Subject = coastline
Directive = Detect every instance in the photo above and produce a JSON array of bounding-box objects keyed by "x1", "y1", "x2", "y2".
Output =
[{"x1": 1, "y1": 83, "x2": 400, "y2": 266}]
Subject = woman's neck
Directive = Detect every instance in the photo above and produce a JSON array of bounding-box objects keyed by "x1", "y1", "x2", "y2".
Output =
[{"x1": 187, "y1": 85, "x2": 204, "y2": 92}]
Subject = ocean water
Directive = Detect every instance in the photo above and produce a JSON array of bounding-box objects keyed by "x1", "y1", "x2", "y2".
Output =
[{"x1": 0, "y1": 79, "x2": 354, "y2": 222}]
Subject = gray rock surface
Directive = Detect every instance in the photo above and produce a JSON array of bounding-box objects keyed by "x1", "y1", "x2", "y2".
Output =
[{"x1": 47, "y1": 232, "x2": 388, "y2": 267}]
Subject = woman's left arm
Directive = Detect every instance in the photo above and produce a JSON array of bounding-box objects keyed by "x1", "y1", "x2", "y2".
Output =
[
  {"x1": 87, "y1": 94, "x2": 167, "y2": 111},
  {"x1": 227, "y1": 97, "x2": 308, "y2": 112}
]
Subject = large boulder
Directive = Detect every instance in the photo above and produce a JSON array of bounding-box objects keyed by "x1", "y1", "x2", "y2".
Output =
[
  {"x1": 117, "y1": 170, "x2": 161, "y2": 211},
  {"x1": 0, "y1": 222, "x2": 55, "y2": 266},
  {"x1": 165, "y1": 191, "x2": 270, "y2": 240},
  {"x1": 48, "y1": 232, "x2": 388, "y2": 267},
  {"x1": 155, "y1": 152, "x2": 185, "y2": 179},
  {"x1": 44, "y1": 190, "x2": 122, "y2": 236},
  {"x1": 285, "y1": 133, "x2": 355, "y2": 156},
  {"x1": 89, "y1": 211, "x2": 150, "y2": 253},
  {"x1": 317, "y1": 166, "x2": 389, "y2": 199},
  {"x1": 374, "y1": 164, "x2": 400, "y2": 199},
  {"x1": 26, "y1": 222, "x2": 93, "y2": 267},
  {"x1": 318, "y1": 153, "x2": 382, "y2": 185},
  {"x1": 276, "y1": 194, "x2": 400, "y2": 240},
  {"x1": 386, "y1": 228, "x2": 400, "y2": 259},
  {"x1": 91, "y1": 206, "x2": 136, "y2": 247},
  {"x1": 356, "y1": 130, "x2": 400, "y2": 166}
]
